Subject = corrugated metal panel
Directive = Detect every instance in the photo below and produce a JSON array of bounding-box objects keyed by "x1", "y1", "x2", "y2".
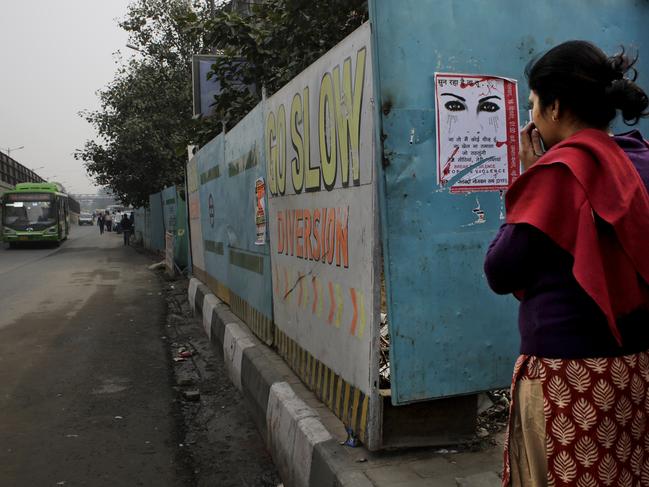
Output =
[{"x1": 369, "y1": 0, "x2": 649, "y2": 404}]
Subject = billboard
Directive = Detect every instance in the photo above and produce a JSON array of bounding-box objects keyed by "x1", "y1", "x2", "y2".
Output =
[{"x1": 192, "y1": 55, "x2": 221, "y2": 118}]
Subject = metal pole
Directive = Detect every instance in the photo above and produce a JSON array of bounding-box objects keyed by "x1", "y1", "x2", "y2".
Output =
[{"x1": 6, "y1": 146, "x2": 24, "y2": 158}]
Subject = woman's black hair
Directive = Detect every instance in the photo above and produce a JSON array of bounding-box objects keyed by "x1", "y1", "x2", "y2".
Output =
[{"x1": 525, "y1": 40, "x2": 649, "y2": 126}]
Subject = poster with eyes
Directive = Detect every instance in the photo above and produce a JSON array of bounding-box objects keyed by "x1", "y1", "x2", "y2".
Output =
[{"x1": 434, "y1": 73, "x2": 520, "y2": 192}]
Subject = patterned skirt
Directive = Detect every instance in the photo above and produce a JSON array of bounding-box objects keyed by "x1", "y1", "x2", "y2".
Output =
[{"x1": 503, "y1": 351, "x2": 649, "y2": 486}]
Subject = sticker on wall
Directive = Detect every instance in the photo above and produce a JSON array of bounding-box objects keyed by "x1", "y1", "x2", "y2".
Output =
[
  {"x1": 254, "y1": 177, "x2": 267, "y2": 245},
  {"x1": 434, "y1": 73, "x2": 520, "y2": 193}
]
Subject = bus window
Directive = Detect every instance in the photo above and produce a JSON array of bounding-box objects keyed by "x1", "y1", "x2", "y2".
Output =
[{"x1": 3, "y1": 199, "x2": 55, "y2": 230}]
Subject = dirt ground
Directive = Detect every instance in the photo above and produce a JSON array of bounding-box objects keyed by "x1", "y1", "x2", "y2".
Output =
[{"x1": 160, "y1": 274, "x2": 281, "y2": 487}]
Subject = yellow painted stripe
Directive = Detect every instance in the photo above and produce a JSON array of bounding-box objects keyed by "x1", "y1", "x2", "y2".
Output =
[
  {"x1": 311, "y1": 358, "x2": 317, "y2": 386},
  {"x1": 342, "y1": 382, "x2": 351, "y2": 423},
  {"x1": 298, "y1": 348, "x2": 303, "y2": 379},
  {"x1": 316, "y1": 361, "x2": 323, "y2": 393},
  {"x1": 359, "y1": 395, "x2": 369, "y2": 441},
  {"x1": 322, "y1": 367, "x2": 329, "y2": 403},
  {"x1": 328, "y1": 372, "x2": 335, "y2": 409},
  {"x1": 335, "y1": 376, "x2": 343, "y2": 417},
  {"x1": 294, "y1": 341, "x2": 299, "y2": 370},
  {"x1": 351, "y1": 388, "x2": 361, "y2": 431},
  {"x1": 307, "y1": 354, "x2": 313, "y2": 386}
]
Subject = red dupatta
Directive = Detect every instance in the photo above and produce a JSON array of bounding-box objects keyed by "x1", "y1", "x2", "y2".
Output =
[{"x1": 506, "y1": 128, "x2": 649, "y2": 344}]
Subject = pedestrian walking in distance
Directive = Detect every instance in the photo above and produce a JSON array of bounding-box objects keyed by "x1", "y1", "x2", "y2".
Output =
[
  {"x1": 97, "y1": 213, "x2": 105, "y2": 234},
  {"x1": 120, "y1": 213, "x2": 132, "y2": 246},
  {"x1": 484, "y1": 41, "x2": 649, "y2": 486},
  {"x1": 105, "y1": 211, "x2": 113, "y2": 232}
]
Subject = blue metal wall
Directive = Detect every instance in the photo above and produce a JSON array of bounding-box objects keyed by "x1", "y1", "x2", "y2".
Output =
[
  {"x1": 369, "y1": 0, "x2": 649, "y2": 404},
  {"x1": 133, "y1": 207, "x2": 149, "y2": 247},
  {"x1": 161, "y1": 186, "x2": 177, "y2": 233},
  {"x1": 160, "y1": 185, "x2": 189, "y2": 270},
  {"x1": 148, "y1": 192, "x2": 165, "y2": 252},
  {"x1": 193, "y1": 105, "x2": 273, "y2": 321},
  {"x1": 221, "y1": 104, "x2": 273, "y2": 319},
  {"x1": 196, "y1": 133, "x2": 227, "y2": 286},
  {"x1": 174, "y1": 193, "x2": 189, "y2": 270}
]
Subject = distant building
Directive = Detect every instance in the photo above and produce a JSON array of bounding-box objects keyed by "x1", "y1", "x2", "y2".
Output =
[{"x1": 0, "y1": 152, "x2": 45, "y2": 192}]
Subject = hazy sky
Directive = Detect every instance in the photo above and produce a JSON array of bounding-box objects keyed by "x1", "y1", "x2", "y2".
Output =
[{"x1": 0, "y1": 0, "x2": 134, "y2": 195}]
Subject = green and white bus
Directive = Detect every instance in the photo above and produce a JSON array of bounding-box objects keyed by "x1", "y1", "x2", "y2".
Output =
[{"x1": 1, "y1": 182, "x2": 70, "y2": 246}]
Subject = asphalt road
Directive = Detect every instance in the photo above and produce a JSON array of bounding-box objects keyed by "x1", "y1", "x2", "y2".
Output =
[{"x1": 0, "y1": 226, "x2": 191, "y2": 486}]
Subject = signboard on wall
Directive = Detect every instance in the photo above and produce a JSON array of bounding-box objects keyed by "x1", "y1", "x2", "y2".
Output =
[
  {"x1": 434, "y1": 73, "x2": 520, "y2": 192},
  {"x1": 265, "y1": 23, "x2": 377, "y2": 395},
  {"x1": 192, "y1": 55, "x2": 221, "y2": 118},
  {"x1": 255, "y1": 177, "x2": 267, "y2": 245}
]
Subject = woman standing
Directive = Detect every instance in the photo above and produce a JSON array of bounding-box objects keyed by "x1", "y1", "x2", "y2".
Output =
[{"x1": 484, "y1": 41, "x2": 649, "y2": 486}]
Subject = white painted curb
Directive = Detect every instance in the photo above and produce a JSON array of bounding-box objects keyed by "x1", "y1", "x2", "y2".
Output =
[
  {"x1": 188, "y1": 278, "x2": 200, "y2": 312},
  {"x1": 223, "y1": 322, "x2": 255, "y2": 392},
  {"x1": 202, "y1": 294, "x2": 220, "y2": 340},
  {"x1": 267, "y1": 382, "x2": 332, "y2": 487}
]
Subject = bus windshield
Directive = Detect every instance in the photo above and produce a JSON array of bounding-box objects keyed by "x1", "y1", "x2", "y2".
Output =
[{"x1": 3, "y1": 194, "x2": 56, "y2": 230}]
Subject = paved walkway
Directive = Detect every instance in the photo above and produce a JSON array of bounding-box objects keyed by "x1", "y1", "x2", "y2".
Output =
[{"x1": 189, "y1": 277, "x2": 507, "y2": 487}]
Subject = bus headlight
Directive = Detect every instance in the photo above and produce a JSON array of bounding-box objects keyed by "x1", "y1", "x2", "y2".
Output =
[
  {"x1": 3, "y1": 227, "x2": 14, "y2": 234},
  {"x1": 46, "y1": 226, "x2": 58, "y2": 233}
]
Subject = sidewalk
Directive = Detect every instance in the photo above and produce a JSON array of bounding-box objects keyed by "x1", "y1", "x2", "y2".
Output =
[{"x1": 188, "y1": 277, "x2": 505, "y2": 487}]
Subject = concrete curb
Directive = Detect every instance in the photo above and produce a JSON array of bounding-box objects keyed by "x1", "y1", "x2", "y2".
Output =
[{"x1": 188, "y1": 278, "x2": 365, "y2": 487}]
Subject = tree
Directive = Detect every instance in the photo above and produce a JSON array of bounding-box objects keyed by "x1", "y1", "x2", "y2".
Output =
[
  {"x1": 190, "y1": 0, "x2": 368, "y2": 139},
  {"x1": 77, "y1": 0, "x2": 368, "y2": 206},
  {"x1": 76, "y1": 0, "x2": 209, "y2": 207}
]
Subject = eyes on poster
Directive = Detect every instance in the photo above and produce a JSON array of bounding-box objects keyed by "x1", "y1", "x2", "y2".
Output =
[{"x1": 434, "y1": 73, "x2": 520, "y2": 193}]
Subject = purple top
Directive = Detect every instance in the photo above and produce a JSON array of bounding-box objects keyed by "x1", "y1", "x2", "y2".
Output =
[{"x1": 484, "y1": 130, "x2": 649, "y2": 359}]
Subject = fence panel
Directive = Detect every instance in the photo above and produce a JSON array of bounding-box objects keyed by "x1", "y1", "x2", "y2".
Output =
[
  {"x1": 221, "y1": 105, "x2": 274, "y2": 343},
  {"x1": 148, "y1": 192, "x2": 165, "y2": 252},
  {"x1": 265, "y1": 22, "x2": 381, "y2": 445},
  {"x1": 194, "y1": 134, "x2": 230, "y2": 301},
  {"x1": 369, "y1": 0, "x2": 649, "y2": 404}
]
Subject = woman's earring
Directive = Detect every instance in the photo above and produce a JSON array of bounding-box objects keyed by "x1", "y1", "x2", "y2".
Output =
[{"x1": 552, "y1": 115, "x2": 558, "y2": 122}]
